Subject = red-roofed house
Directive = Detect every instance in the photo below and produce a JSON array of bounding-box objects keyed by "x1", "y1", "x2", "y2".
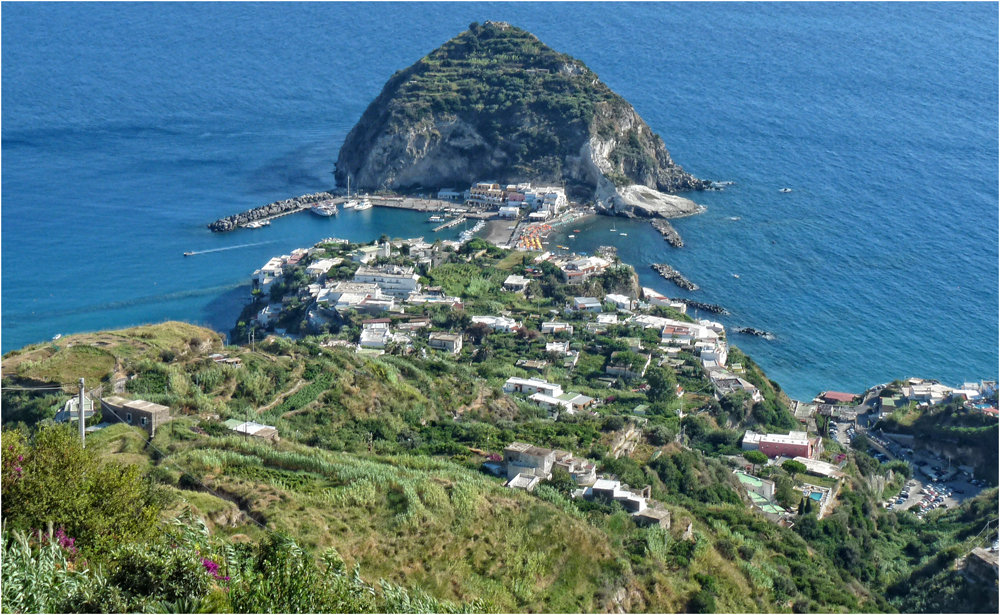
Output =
[{"x1": 821, "y1": 391, "x2": 858, "y2": 405}]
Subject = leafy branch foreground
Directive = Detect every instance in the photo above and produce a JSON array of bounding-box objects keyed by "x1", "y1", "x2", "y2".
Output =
[{"x1": 1, "y1": 510, "x2": 481, "y2": 614}]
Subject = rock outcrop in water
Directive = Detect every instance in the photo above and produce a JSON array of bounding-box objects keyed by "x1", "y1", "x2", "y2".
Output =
[
  {"x1": 651, "y1": 263, "x2": 698, "y2": 291},
  {"x1": 335, "y1": 21, "x2": 705, "y2": 209}
]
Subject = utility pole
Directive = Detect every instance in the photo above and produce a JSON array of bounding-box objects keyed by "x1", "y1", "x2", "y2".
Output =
[{"x1": 78, "y1": 378, "x2": 86, "y2": 448}]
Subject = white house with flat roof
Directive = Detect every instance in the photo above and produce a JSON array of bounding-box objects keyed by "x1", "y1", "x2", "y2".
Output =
[
  {"x1": 503, "y1": 377, "x2": 563, "y2": 398},
  {"x1": 354, "y1": 265, "x2": 420, "y2": 298},
  {"x1": 306, "y1": 258, "x2": 340, "y2": 278},
  {"x1": 541, "y1": 321, "x2": 574, "y2": 335},
  {"x1": 471, "y1": 315, "x2": 520, "y2": 333},
  {"x1": 253, "y1": 257, "x2": 285, "y2": 291},
  {"x1": 503, "y1": 274, "x2": 530, "y2": 293},
  {"x1": 572, "y1": 297, "x2": 603, "y2": 312}
]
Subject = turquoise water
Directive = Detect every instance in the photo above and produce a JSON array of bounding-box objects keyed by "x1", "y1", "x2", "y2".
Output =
[
  {"x1": 3, "y1": 3, "x2": 997, "y2": 400},
  {"x1": 810, "y1": 492, "x2": 823, "y2": 502}
]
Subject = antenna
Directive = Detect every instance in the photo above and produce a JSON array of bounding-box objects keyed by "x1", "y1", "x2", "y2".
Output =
[{"x1": 78, "y1": 378, "x2": 86, "y2": 448}]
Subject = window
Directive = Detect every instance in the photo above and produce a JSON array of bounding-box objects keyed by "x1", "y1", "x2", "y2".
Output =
[
  {"x1": 141, "y1": 417, "x2": 148, "y2": 426},
  {"x1": 126, "y1": 413, "x2": 132, "y2": 424}
]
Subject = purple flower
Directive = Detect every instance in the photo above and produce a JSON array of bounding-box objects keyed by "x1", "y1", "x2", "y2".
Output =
[
  {"x1": 14, "y1": 467, "x2": 22, "y2": 473},
  {"x1": 17, "y1": 455, "x2": 23, "y2": 462},
  {"x1": 202, "y1": 558, "x2": 221, "y2": 577}
]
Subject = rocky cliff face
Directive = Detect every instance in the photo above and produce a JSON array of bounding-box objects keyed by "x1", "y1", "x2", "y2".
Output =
[{"x1": 335, "y1": 22, "x2": 705, "y2": 213}]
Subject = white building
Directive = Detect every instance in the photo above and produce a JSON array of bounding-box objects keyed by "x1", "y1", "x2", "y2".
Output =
[
  {"x1": 353, "y1": 265, "x2": 421, "y2": 298},
  {"x1": 306, "y1": 258, "x2": 340, "y2": 278},
  {"x1": 359, "y1": 327, "x2": 390, "y2": 348},
  {"x1": 561, "y1": 256, "x2": 611, "y2": 284},
  {"x1": 471, "y1": 315, "x2": 520, "y2": 333},
  {"x1": 428, "y1": 332, "x2": 463, "y2": 354},
  {"x1": 572, "y1": 297, "x2": 603, "y2": 312},
  {"x1": 437, "y1": 189, "x2": 463, "y2": 201},
  {"x1": 605, "y1": 294, "x2": 635, "y2": 311},
  {"x1": 503, "y1": 274, "x2": 530, "y2": 293},
  {"x1": 253, "y1": 257, "x2": 285, "y2": 292},
  {"x1": 256, "y1": 304, "x2": 281, "y2": 327},
  {"x1": 641, "y1": 287, "x2": 688, "y2": 314},
  {"x1": 498, "y1": 206, "x2": 521, "y2": 219},
  {"x1": 503, "y1": 377, "x2": 563, "y2": 398},
  {"x1": 541, "y1": 322, "x2": 574, "y2": 335}
]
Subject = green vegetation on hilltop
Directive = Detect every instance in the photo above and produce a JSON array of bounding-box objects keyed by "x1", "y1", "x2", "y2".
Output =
[{"x1": 336, "y1": 21, "x2": 704, "y2": 193}]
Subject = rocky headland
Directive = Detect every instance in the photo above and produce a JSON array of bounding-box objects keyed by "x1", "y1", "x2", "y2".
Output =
[{"x1": 334, "y1": 21, "x2": 706, "y2": 211}]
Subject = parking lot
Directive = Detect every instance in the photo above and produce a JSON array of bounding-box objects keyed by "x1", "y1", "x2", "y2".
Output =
[{"x1": 865, "y1": 432, "x2": 991, "y2": 517}]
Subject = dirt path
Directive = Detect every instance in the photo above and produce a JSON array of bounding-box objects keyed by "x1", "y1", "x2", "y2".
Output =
[{"x1": 256, "y1": 365, "x2": 307, "y2": 415}]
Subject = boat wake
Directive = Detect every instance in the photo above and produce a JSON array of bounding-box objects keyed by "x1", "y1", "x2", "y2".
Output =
[{"x1": 184, "y1": 241, "x2": 276, "y2": 256}]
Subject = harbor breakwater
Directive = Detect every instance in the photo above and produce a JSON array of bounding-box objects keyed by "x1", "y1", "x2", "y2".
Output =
[
  {"x1": 652, "y1": 263, "x2": 698, "y2": 291},
  {"x1": 651, "y1": 219, "x2": 684, "y2": 247},
  {"x1": 209, "y1": 191, "x2": 336, "y2": 232}
]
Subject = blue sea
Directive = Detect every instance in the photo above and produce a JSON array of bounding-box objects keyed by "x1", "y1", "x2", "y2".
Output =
[{"x1": 3, "y1": 3, "x2": 997, "y2": 400}]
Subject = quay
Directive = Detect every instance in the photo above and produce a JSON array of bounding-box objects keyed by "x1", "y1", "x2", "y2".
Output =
[{"x1": 240, "y1": 205, "x2": 311, "y2": 227}]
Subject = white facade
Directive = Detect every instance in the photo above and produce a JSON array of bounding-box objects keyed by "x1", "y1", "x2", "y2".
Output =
[
  {"x1": 503, "y1": 377, "x2": 563, "y2": 397},
  {"x1": 253, "y1": 257, "x2": 285, "y2": 291},
  {"x1": 498, "y1": 206, "x2": 521, "y2": 219},
  {"x1": 306, "y1": 259, "x2": 339, "y2": 278},
  {"x1": 541, "y1": 322, "x2": 574, "y2": 334},
  {"x1": 605, "y1": 294, "x2": 635, "y2": 311},
  {"x1": 471, "y1": 315, "x2": 520, "y2": 333},
  {"x1": 354, "y1": 265, "x2": 421, "y2": 298}
]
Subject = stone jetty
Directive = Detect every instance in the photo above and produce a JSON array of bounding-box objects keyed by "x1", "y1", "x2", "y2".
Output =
[
  {"x1": 650, "y1": 219, "x2": 683, "y2": 247},
  {"x1": 209, "y1": 191, "x2": 336, "y2": 232},
  {"x1": 651, "y1": 263, "x2": 698, "y2": 291},
  {"x1": 669, "y1": 298, "x2": 729, "y2": 316}
]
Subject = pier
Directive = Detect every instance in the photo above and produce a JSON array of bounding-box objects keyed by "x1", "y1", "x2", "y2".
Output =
[
  {"x1": 433, "y1": 216, "x2": 467, "y2": 232},
  {"x1": 670, "y1": 298, "x2": 729, "y2": 315}
]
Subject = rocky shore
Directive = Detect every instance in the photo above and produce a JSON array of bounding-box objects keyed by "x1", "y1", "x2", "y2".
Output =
[
  {"x1": 208, "y1": 191, "x2": 335, "y2": 232},
  {"x1": 651, "y1": 263, "x2": 698, "y2": 291},
  {"x1": 669, "y1": 298, "x2": 730, "y2": 316},
  {"x1": 650, "y1": 219, "x2": 683, "y2": 247}
]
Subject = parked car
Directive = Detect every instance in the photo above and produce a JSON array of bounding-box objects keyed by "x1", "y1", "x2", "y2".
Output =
[{"x1": 955, "y1": 488, "x2": 966, "y2": 494}]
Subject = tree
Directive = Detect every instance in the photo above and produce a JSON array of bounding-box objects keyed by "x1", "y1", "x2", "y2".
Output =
[
  {"x1": 646, "y1": 366, "x2": 677, "y2": 403},
  {"x1": 851, "y1": 432, "x2": 870, "y2": 453},
  {"x1": 1, "y1": 425, "x2": 163, "y2": 553},
  {"x1": 782, "y1": 459, "x2": 808, "y2": 478},
  {"x1": 744, "y1": 450, "x2": 768, "y2": 475}
]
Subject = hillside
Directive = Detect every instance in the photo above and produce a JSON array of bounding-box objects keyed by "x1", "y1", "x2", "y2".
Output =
[
  {"x1": 3, "y1": 246, "x2": 997, "y2": 613},
  {"x1": 335, "y1": 21, "x2": 705, "y2": 215}
]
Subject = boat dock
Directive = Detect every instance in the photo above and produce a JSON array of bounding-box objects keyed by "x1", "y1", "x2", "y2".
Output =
[
  {"x1": 433, "y1": 216, "x2": 467, "y2": 232},
  {"x1": 239, "y1": 205, "x2": 310, "y2": 227}
]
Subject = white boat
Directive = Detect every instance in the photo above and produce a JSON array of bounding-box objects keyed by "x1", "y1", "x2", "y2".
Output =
[
  {"x1": 354, "y1": 198, "x2": 372, "y2": 211},
  {"x1": 568, "y1": 234, "x2": 575, "y2": 238},
  {"x1": 310, "y1": 202, "x2": 337, "y2": 217},
  {"x1": 429, "y1": 215, "x2": 445, "y2": 223},
  {"x1": 779, "y1": 188, "x2": 792, "y2": 193},
  {"x1": 619, "y1": 232, "x2": 627, "y2": 236},
  {"x1": 342, "y1": 201, "x2": 357, "y2": 209},
  {"x1": 733, "y1": 274, "x2": 740, "y2": 278},
  {"x1": 245, "y1": 221, "x2": 263, "y2": 229},
  {"x1": 728, "y1": 216, "x2": 741, "y2": 221},
  {"x1": 52, "y1": 334, "x2": 62, "y2": 340},
  {"x1": 341, "y1": 174, "x2": 358, "y2": 208}
]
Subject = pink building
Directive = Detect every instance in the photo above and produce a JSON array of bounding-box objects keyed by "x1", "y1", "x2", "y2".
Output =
[{"x1": 743, "y1": 430, "x2": 821, "y2": 459}]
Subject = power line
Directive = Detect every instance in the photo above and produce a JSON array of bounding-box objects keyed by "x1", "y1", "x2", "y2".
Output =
[{"x1": 0, "y1": 386, "x2": 72, "y2": 392}]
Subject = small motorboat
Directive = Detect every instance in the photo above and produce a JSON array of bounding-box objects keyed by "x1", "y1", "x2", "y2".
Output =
[
  {"x1": 619, "y1": 232, "x2": 627, "y2": 236},
  {"x1": 733, "y1": 274, "x2": 740, "y2": 278},
  {"x1": 728, "y1": 216, "x2": 740, "y2": 221},
  {"x1": 184, "y1": 252, "x2": 195, "y2": 257},
  {"x1": 52, "y1": 334, "x2": 62, "y2": 340},
  {"x1": 779, "y1": 188, "x2": 792, "y2": 193},
  {"x1": 573, "y1": 229, "x2": 582, "y2": 233},
  {"x1": 568, "y1": 234, "x2": 575, "y2": 238}
]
